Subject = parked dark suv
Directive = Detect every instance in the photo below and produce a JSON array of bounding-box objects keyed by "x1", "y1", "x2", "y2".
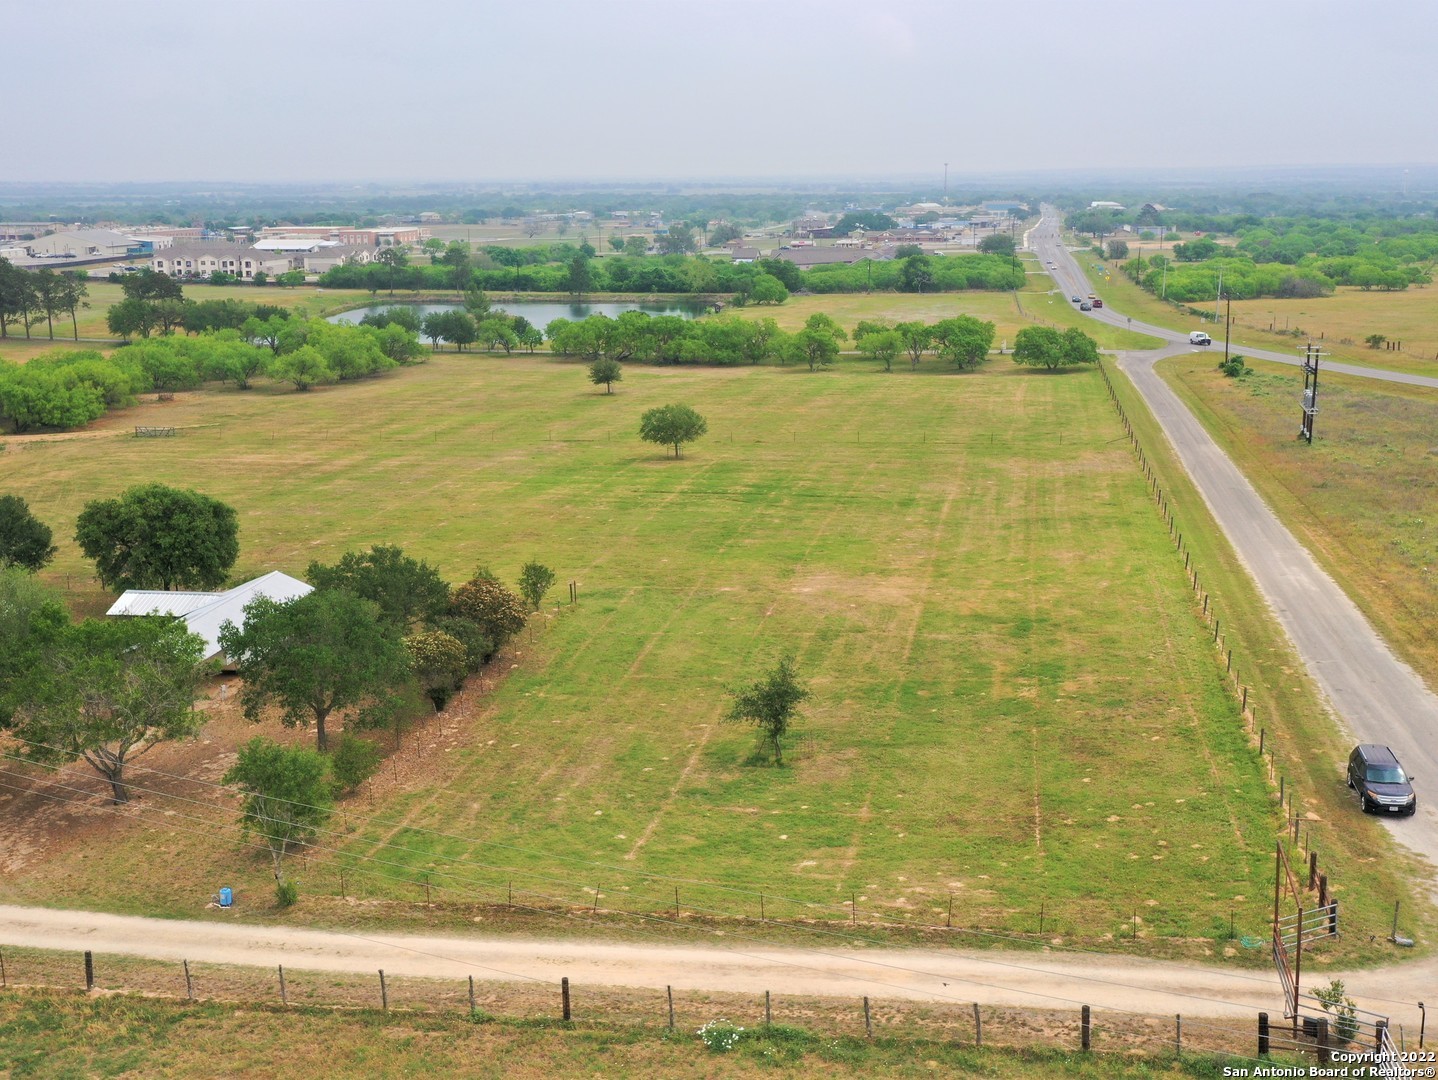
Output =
[{"x1": 1347, "y1": 744, "x2": 1416, "y2": 815}]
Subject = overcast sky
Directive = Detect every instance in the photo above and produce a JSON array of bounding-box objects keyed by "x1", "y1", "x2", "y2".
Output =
[{"x1": 9, "y1": 0, "x2": 1436, "y2": 184}]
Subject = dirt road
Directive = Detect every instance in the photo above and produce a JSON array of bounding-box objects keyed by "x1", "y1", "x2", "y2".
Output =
[{"x1": 1, "y1": 904, "x2": 1429, "y2": 1034}]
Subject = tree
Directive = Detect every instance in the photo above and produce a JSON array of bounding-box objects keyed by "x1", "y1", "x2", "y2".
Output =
[
  {"x1": 0, "y1": 568, "x2": 70, "y2": 728},
  {"x1": 329, "y1": 732, "x2": 382, "y2": 794},
  {"x1": 518, "y1": 561, "x2": 556, "y2": 611},
  {"x1": 708, "y1": 222, "x2": 744, "y2": 246},
  {"x1": 589, "y1": 356, "x2": 622, "y2": 393},
  {"x1": 748, "y1": 273, "x2": 789, "y2": 305},
  {"x1": 639, "y1": 403, "x2": 708, "y2": 458},
  {"x1": 106, "y1": 297, "x2": 160, "y2": 339},
  {"x1": 1012, "y1": 325, "x2": 1101, "y2": 370},
  {"x1": 930, "y1": 315, "x2": 996, "y2": 370},
  {"x1": 656, "y1": 224, "x2": 698, "y2": 255},
  {"x1": 9, "y1": 617, "x2": 205, "y2": 803},
  {"x1": 897, "y1": 254, "x2": 935, "y2": 293},
  {"x1": 120, "y1": 268, "x2": 183, "y2": 302},
  {"x1": 0, "y1": 258, "x2": 38, "y2": 339},
  {"x1": 447, "y1": 571, "x2": 528, "y2": 655},
  {"x1": 0, "y1": 494, "x2": 56, "y2": 571},
  {"x1": 894, "y1": 322, "x2": 932, "y2": 369},
  {"x1": 566, "y1": 253, "x2": 596, "y2": 298},
  {"x1": 978, "y1": 233, "x2": 1016, "y2": 256},
  {"x1": 1106, "y1": 239, "x2": 1130, "y2": 261},
  {"x1": 75, "y1": 483, "x2": 239, "y2": 592},
  {"x1": 375, "y1": 246, "x2": 408, "y2": 296},
  {"x1": 405, "y1": 629, "x2": 469, "y2": 710},
  {"x1": 306, "y1": 545, "x2": 450, "y2": 632},
  {"x1": 268, "y1": 344, "x2": 333, "y2": 390},
  {"x1": 219, "y1": 589, "x2": 411, "y2": 752},
  {"x1": 792, "y1": 313, "x2": 847, "y2": 371},
  {"x1": 857, "y1": 328, "x2": 902, "y2": 372},
  {"x1": 223, "y1": 736, "x2": 334, "y2": 884},
  {"x1": 1365, "y1": 333, "x2": 1387, "y2": 349},
  {"x1": 623, "y1": 235, "x2": 649, "y2": 258},
  {"x1": 724, "y1": 655, "x2": 808, "y2": 766},
  {"x1": 275, "y1": 270, "x2": 307, "y2": 288}
]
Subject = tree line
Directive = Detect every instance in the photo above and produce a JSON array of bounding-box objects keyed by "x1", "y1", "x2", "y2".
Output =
[
  {"x1": 0, "y1": 317, "x2": 424, "y2": 432},
  {"x1": 0, "y1": 259, "x2": 90, "y2": 340}
]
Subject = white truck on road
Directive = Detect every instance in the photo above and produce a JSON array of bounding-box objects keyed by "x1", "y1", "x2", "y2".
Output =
[{"x1": 1189, "y1": 331, "x2": 1212, "y2": 346}]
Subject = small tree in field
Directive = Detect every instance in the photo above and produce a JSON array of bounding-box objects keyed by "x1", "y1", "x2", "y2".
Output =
[
  {"x1": 518, "y1": 561, "x2": 556, "y2": 611},
  {"x1": 724, "y1": 655, "x2": 809, "y2": 766},
  {"x1": 639, "y1": 403, "x2": 707, "y2": 458},
  {"x1": 0, "y1": 494, "x2": 56, "y2": 571},
  {"x1": 589, "y1": 357, "x2": 622, "y2": 393},
  {"x1": 223, "y1": 736, "x2": 334, "y2": 886}
]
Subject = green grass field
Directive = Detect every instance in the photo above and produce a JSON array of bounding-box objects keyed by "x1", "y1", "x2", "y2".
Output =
[
  {"x1": 0, "y1": 986, "x2": 1262, "y2": 1079},
  {"x1": 0, "y1": 348, "x2": 1323, "y2": 952}
]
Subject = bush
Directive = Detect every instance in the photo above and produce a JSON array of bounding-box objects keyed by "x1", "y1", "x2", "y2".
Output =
[
  {"x1": 275, "y1": 879, "x2": 299, "y2": 908},
  {"x1": 1218, "y1": 354, "x2": 1248, "y2": 378},
  {"x1": 329, "y1": 733, "x2": 382, "y2": 794}
]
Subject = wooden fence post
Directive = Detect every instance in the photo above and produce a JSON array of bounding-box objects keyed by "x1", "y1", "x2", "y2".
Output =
[
  {"x1": 278, "y1": 964, "x2": 287, "y2": 1005},
  {"x1": 765, "y1": 990, "x2": 772, "y2": 1025},
  {"x1": 1081, "y1": 1004, "x2": 1091, "y2": 1051},
  {"x1": 1, "y1": 947, "x2": 6, "y2": 988},
  {"x1": 973, "y1": 1002, "x2": 982, "y2": 1046},
  {"x1": 379, "y1": 969, "x2": 388, "y2": 1011},
  {"x1": 1259, "y1": 1011, "x2": 1270, "y2": 1056},
  {"x1": 667, "y1": 985, "x2": 674, "y2": 1031},
  {"x1": 468, "y1": 975, "x2": 476, "y2": 1018},
  {"x1": 863, "y1": 996, "x2": 872, "y2": 1039},
  {"x1": 1317, "y1": 1017, "x2": 1331, "y2": 1063},
  {"x1": 1175, "y1": 1014, "x2": 1181, "y2": 1058},
  {"x1": 183, "y1": 959, "x2": 193, "y2": 1000},
  {"x1": 84, "y1": 951, "x2": 94, "y2": 991},
  {"x1": 562, "y1": 977, "x2": 571, "y2": 1021}
]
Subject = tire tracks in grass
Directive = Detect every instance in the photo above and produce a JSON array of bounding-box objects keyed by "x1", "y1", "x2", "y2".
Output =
[{"x1": 624, "y1": 459, "x2": 882, "y2": 866}]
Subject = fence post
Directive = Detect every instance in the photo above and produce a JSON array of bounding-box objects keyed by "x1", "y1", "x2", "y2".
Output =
[
  {"x1": 1081, "y1": 1004, "x2": 1092, "y2": 1051},
  {"x1": 278, "y1": 964, "x2": 287, "y2": 1005},
  {"x1": 1, "y1": 947, "x2": 6, "y2": 988},
  {"x1": 468, "y1": 975, "x2": 475, "y2": 1018},
  {"x1": 183, "y1": 959, "x2": 194, "y2": 1000},
  {"x1": 863, "y1": 996, "x2": 872, "y2": 1039},
  {"x1": 1175, "y1": 1014, "x2": 1182, "y2": 1058},
  {"x1": 667, "y1": 985, "x2": 674, "y2": 1031},
  {"x1": 1376, "y1": 1019, "x2": 1388, "y2": 1055},
  {"x1": 379, "y1": 969, "x2": 388, "y2": 1011},
  {"x1": 765, "y1": 990, "x2": 772, "y2": 1026},
  {"x1": 1308, "y1": 851, "x2": 1318, "y2": 889},
  {"x1": 562, "y1": 976, "x2": 571, "y2": 1022},
  {"x1": 1317, "y1": 1017, "x2": 1331, "y2": 1064},
  {"x1": 1259, "y1": 1011, "x2": 1270, "y2": 1056},
  {"x1": 973, "y1": 1002, "x2": 982, "y2": 1046},
  {"x1": 84, "y1": 950, "x2": 94, "y2": 991}
]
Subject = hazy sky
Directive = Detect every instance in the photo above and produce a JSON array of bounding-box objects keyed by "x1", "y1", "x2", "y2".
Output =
[{"x1": 9, "y1": 0, "x2": 1436, "y2": 183}]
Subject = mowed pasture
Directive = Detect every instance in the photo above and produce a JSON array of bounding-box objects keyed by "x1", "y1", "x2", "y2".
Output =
[{"x1": 4, "y1": 353, "x2": 1280, "y2": 943}]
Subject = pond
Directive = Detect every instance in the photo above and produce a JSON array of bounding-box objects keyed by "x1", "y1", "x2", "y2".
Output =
[{"x1": 329, "y1": 298, "x2": 708, "y2": 332}]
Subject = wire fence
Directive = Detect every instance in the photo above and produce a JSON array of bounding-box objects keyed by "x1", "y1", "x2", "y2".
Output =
[{"x1": 4, "y1": 943, "x2": 1418, "y2": 1072}]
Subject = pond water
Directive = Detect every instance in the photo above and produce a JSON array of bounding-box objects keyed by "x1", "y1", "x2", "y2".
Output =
[{"x1": 329, "y1": 298, "x2": 707, "y2": 332}]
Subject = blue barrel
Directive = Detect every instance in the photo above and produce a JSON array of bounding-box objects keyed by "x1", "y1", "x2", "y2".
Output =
[{"x1": 218, "y1": 887, "x2": 233, "y2": 908}]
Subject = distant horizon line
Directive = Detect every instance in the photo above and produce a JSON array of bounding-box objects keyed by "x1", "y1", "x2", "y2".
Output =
[{"x1": 3, "y1": 163, "x2": 1437, "y2": 191}]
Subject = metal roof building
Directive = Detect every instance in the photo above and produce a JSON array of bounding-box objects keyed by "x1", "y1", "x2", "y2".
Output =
[{"x1": 106, "y1": 571, "x2": 313, "y2": 664}]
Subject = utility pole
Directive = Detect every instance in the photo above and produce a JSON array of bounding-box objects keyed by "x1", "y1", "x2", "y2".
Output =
[
  {"x1": 1223, "y1": 292, "x2": 1232, "y2": 367},
  {"x1": 943, "y1": 162, "x2": 948, "y2": 203},
  {"x1": 1298, "y1": 343, "x2": 1323, "y2": 444}
]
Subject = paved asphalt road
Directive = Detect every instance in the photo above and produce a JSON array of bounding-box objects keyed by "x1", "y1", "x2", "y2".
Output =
[{"x1": 1030, "y1": 210, "x2": 1438, "y2": 881}]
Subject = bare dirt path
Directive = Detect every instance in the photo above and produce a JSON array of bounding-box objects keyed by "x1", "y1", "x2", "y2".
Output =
[{"x1": 0, "y1": 904, "x2": 1430, "y2": 1033}]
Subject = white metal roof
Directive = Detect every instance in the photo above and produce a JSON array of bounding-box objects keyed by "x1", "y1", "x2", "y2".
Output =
[
  {"x1": 105, "y1": 591, "x2": 224, "y2": 618},
  {"x1": 109, "y1": 571, "x2": 313, "y2": 661}
]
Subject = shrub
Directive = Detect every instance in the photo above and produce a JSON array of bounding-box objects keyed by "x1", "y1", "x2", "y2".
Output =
[
  {"x1": 329, "y1": 733, "x2": 382, "y2": 794},
  {"x1": 275, "y1": 879, "x2": 299, "y2": 908},
  {"x1": 448, "y1": 574, "x2": 527, "y2": 652}
]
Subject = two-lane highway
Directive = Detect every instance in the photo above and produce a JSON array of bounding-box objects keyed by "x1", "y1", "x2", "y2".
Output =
[{"x1": 1029, "y1": 209, "x2": 1438, "y2": 880}]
